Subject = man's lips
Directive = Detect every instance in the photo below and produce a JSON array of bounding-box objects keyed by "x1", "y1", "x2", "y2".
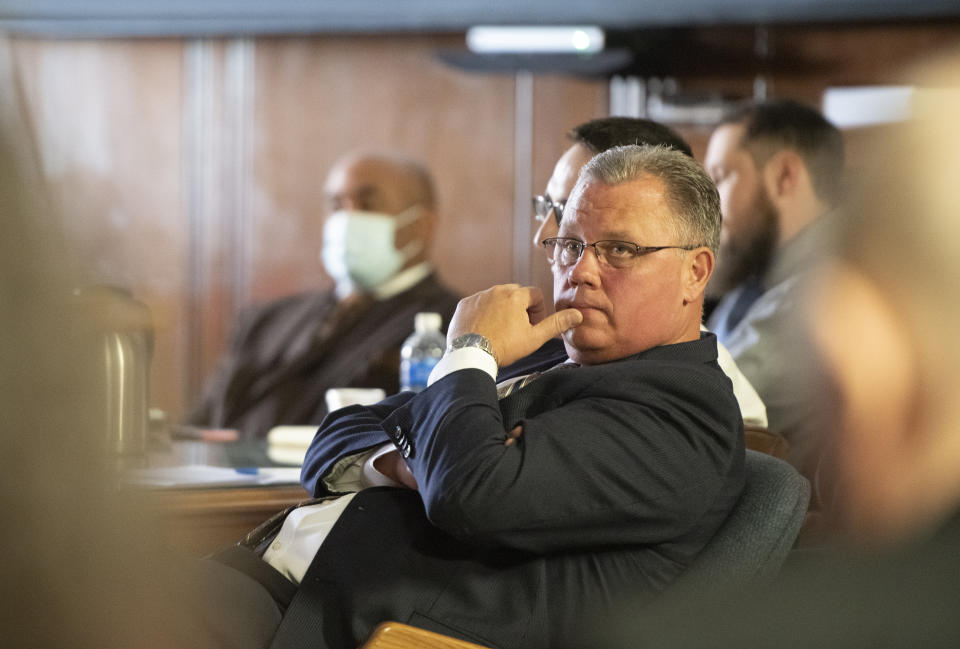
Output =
[{"x1": 556, "y1": 299, "x2": 606, "y2": 315}]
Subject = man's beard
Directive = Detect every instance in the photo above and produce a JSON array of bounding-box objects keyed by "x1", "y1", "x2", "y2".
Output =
[{"x1": 708, "y1": 188, "x2": 780, "y2": 298}]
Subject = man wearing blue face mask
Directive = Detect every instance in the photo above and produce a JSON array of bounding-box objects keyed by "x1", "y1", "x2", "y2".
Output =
[{"x1": 187, "y1": 152, "x2": 461, "y2": 441}]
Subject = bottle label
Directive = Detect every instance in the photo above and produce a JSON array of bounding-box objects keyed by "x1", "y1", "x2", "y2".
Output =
[{"x1": 401, "y1": 359, "x2": 439, "y2": 392}]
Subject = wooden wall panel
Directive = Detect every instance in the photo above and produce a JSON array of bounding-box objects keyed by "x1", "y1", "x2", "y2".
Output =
[{"x1": 9, "y1": 37, "x2": 191, "y2": 419}]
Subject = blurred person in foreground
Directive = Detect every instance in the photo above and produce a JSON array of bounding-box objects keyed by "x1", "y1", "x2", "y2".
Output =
[
  {"x1": 0, "y1": 43, "x2": 242, "y2": 648},
  {"x1": 188, "y1": 152, "x2": 460, "y2": 440},
  {"x1": 703, "y1": 100, "x2": 844, "y2": 480},
  {"x1": 199, "y1": 145, "x2": 744, "y2": 649},
  {"x1": 582, "y1": 51, "x2": 960, "y2": 649},
  {"x1": 505, "y1": 116, "x2": 767, "y2": 429}
]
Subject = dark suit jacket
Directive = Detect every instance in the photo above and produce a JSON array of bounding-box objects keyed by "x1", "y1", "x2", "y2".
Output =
[
  {"x1": 497, "y1": 337, "x2": 567, "y2": 381},
  {"x1": 292, "y1": 333, "x2": 745, "y2": 649},
  {"x1": 187, "y1": 274, "x2": 459, "y2": 441}
]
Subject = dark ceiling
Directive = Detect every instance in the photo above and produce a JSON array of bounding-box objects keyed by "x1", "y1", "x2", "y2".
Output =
[{"x1": 3, "y1": 0, "x2": 960, "y2": 37}]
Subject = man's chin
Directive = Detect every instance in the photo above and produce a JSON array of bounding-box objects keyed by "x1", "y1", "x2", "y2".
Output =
[{"x1": 562, "y1": 328, "x2": 608, "y2": 358}]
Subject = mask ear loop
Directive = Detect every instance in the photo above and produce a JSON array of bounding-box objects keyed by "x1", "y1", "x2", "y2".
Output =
[
  {"x1": 393, "y1": 204, "x2": 423, "y2": 228},
  {"x1": 393, "y1": 205, "x2": 425, "y2": 261}
]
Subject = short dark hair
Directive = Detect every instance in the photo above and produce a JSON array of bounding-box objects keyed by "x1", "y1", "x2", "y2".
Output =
[
  {"x1": 721, "y1": 99, "x2": 845, "y2": 207},
  {"x1": 569, "y1": 117, "x2": 693, "y2": 158}
]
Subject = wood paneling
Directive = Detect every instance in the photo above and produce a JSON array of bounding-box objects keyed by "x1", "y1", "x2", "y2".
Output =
[{"x1": 9, "y1": 37, "x2": 191, "y2": 417}]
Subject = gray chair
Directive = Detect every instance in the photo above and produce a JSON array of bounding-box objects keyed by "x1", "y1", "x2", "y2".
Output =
[{"x1": 676, "y1": 449, "x2": 811, "y2": 588}]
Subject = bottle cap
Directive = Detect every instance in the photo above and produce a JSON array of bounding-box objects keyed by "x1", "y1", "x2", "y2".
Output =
[{"x1": 414, "y1": 312, "x2": 442, "y2": 333}]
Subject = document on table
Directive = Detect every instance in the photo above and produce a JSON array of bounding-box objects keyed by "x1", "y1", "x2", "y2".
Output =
[{"x1": 126, "y1": 465, "x2": 303, "y2": 488}]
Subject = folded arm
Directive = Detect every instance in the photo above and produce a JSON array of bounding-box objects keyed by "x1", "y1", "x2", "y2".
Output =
[{"x1": 386, "y1": 365, "x2": 738, "y2": 553}]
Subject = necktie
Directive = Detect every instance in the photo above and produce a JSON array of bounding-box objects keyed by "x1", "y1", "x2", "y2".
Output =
[
  {"x1": 313, "y1": 293, "x2": 373, "y2": 346},
  {"x1": 496, "y1": 361, "x2": 577, "y2": 400}
]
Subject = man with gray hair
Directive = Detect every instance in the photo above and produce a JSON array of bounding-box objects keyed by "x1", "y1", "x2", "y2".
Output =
[
  {"x1": 511, "y1": 115, "x2": 767, "y2": 429},
  {"x1": 199, "y1": 145, "x2": 744, "y2": 649}
]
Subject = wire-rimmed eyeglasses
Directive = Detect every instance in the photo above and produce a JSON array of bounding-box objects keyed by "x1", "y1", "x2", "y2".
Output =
[
  {"x1": 532, "y1": 195, "x2": 565, "y2": 227},
  {"x1": 542, "y1": 237, "x2": 701, "y2": 269}
]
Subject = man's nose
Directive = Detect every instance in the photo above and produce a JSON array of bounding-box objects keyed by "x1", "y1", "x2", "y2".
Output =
[{"x1": 565, "y1": 246, "x2": 601, "y2": 287}]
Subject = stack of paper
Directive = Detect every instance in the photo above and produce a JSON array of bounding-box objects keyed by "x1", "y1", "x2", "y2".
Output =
[{"x1": 267, "y1": 425, "x2": 319, "y2": 466}]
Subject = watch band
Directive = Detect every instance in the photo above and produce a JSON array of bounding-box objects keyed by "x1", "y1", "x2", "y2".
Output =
[{"x1": 449, "y1": 333, "x2": 499, "y2": 366}]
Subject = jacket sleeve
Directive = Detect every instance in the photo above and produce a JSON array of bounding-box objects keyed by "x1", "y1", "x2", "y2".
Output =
[
  {"x1": 300, "y1": 390, "x2": 416, "y2": 496},
  {"x1": 382, "y1": 367, "x2": 742, "y2": 554}
]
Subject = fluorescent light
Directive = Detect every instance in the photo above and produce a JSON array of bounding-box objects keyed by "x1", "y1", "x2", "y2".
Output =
[
  {"x1": 466, "y1": 26, "x2": 604, "y2": 54},
  {"x1": 822, "y1": 86, "x2": 914, "y2": 128}
]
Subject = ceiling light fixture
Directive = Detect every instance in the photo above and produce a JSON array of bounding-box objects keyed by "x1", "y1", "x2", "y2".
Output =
[{"x1": 466, "y1": 26, "x2": 605, "y2": 54}]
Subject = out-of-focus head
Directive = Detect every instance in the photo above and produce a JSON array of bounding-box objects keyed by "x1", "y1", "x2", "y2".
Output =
[
  {"x1": 809, "y1": 53, "x2": 960, "y2": 547},
  {"x1": 549, "y1": 145, "x2": 719, "y2": 365},
  {"x1": 705, "y1": 100, "x2": 844, "y2": 296},
  {"x1": 320, "y1": 152, "x2": 436, "y2": 295},
  {"x1": 323, "y1": 151, "x2": 436, "y2": 215},
  {"x1": 532, "y1": 117, "x2": 692, "y2": 246}
]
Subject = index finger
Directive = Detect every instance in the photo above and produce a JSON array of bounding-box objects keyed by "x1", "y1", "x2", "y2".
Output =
[{"x1": 524, "y1": 286, "x2": 548, "y2": 325}]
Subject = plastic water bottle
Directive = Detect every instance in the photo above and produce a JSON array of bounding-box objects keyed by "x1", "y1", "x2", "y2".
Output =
[{"x1": 400, "y1": 312, "x2": 446, "y2": 392}]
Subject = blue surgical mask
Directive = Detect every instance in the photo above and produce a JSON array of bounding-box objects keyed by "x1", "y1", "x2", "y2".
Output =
[{"x1": 321, "y1": 206, "x2": 423, "y2": 294}]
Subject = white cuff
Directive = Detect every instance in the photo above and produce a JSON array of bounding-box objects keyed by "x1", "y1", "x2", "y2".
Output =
[
  {"x1": 427, "y1": 346, "x2": 498, "y2": 386},
  {"x1": 361, "y1": 443, "x2": 406, "y2": 488}
]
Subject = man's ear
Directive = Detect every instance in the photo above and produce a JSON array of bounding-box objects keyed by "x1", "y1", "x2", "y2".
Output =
[
  {"x1": 682, "y1": 248, "x2": 714, "y2": 305},
  {"x1": 763, "y1": 150, "x2": 804, "y2": 202},
  {"x1": 416, "y1": 206, "x2": 437, "y2": 245}
]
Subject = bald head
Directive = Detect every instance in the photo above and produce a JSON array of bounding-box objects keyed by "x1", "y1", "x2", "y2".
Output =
[{"x1": 323, "y1": 152, "x2": 436, "y2": 215}]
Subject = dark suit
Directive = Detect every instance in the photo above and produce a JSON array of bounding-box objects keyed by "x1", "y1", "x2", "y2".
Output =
[
  {"x1": 187, "y1": 274, "x2": 459, "y2": 441},
  {"x1": 497, "y1": 336, "x2": 567, "y2": 381},
  {"x1": 290, "y1": 332, "x2": 744, "y2": 649}
]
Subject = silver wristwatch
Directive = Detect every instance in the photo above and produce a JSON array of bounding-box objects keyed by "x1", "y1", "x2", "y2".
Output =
[{"x1": 449, "y1": 333, "x2": 499, "y2": 365}]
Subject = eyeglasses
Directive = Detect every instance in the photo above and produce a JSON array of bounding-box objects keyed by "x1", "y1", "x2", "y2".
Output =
[
  {"x1": 532, "y1": 195, "x2": 566, "y2": 227},
  {"x1": 542, "y1": 237, "x2": 701, "y2": 269}
]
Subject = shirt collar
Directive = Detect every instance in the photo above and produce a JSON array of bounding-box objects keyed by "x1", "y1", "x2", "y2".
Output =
[{"x1": 371, "y1": 262, "x2": 433, "y2": 300}]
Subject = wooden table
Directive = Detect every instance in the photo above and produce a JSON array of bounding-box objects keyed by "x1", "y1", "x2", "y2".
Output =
[{"x1": 145, "y1": 482, "x2": 310, "y2": 555}]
